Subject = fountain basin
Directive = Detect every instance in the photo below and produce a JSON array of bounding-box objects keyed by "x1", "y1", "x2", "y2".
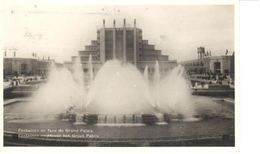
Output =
[
  {"x1": 4, "y1": 97, "x2": 234, "y2": 146},
  {"x1": 4, "y1": 117, "x2": 234, "y2": 146},
  {"x1": 59, "y1": 113, "x2": 167, "y2": 126}
]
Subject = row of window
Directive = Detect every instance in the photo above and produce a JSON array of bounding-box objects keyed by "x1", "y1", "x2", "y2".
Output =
[
  {"x1": 184, "y1": 61, "x2": 205, "y2": 67},
  {"x1": 85, "y1": 46, "x2": 97, "y2": 51}
]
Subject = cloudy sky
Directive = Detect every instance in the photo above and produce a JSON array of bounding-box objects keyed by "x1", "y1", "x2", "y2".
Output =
[{"x1": 2, "y1": 5, "x2": 234, "y2": 63}]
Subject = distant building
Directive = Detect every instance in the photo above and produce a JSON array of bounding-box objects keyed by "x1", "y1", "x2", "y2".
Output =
[
  {"x1": 180, "y1": 47, "x2": 235, "y2": 79},
  {"x1": 3, "y1": 57, "x2": 58, "y2": 78},
  {"x1": 65, "y1": 19, "x2": 177, "y2": 76}
]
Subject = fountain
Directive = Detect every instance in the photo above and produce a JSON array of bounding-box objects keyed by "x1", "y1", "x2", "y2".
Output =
[
  {"x1": 143, "y1": 65, "x2": 149, "y2": 83},
  {"x1": 86, "y1": 60, "x2": 154, "y2": 114},
  {"x1": 13, "y1": 56, "x2": 200, "y2": 126},
  {"x1": 88, "y1": 55, "x2": 94, "y2": 86},
  {"x1": 70, "y1": 56, "x2": 87, "y2": 125},
  {"x1": 3, "y1": 57, "x2": 234, "y2": 146},
  {"x1": 5, "y1": 53, "x2": 234, "y2": 124},
  {"x1": 81, "y1": 58, "x2": 197, "y2": 125},
  {"x1": 22, "y1": 62, "x2": 82, "y2": 115},
  {"x1": 153, "y1": 61, "x2": 160, "y2": 110}
]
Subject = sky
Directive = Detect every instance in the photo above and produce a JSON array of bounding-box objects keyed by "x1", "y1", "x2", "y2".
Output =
[{"x1": 1, "y1": 5, "x2": 234, "y2": 63}]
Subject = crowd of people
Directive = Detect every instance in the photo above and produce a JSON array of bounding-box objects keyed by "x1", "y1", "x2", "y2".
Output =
[{"x1": 4, "y1": 74, "x2": 47, "y2": 88}]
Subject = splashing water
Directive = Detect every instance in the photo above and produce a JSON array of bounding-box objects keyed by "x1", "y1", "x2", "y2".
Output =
[
  {"x1": 155, "y1": 65, "x2": 195, "y2": 118},
  {"x1": 153, "y1": 61, "x2": 160, "y2": 110},
  {"x1": 24, "y1": 59, "x2": 223, "y2": 121},
  {"x1": 143, "y1": 65, "x2": 149, "y2": 83},
  {"x1": 88, "y1": 55, "x2": 94, "y2": 85},
  {"x1": 73, "y1": 57, "x2": 84, "y2": 87},
  {"x1": 86, "y1": 60, "x2": 154, "y2": 114},
  {"x1": 85, "y1": 60, "x2": 196, "y2": 119},
  {"x1": 26, "y1": 62, "x2": 86, "y2": 115}
]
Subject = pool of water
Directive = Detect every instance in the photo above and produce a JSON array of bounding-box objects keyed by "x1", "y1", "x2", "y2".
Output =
[{"x1": 4, "y1": 98, "x2": 234, "y2": 140}]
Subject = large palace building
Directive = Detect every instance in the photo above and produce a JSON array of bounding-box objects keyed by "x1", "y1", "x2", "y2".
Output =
[{"x1": 65, "y1": 19, "x2": 177, "y2": 75}]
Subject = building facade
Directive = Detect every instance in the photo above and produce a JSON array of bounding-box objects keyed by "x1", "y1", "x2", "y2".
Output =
[
  {"x1": 3, "y1": 58, "x2": 53, "y2": 78},
  {"x1": 180, "y1": 47, "x2": 235, "y2": 79},
  {"x1": 66, "y1": 19, "x2": 177, "y2": 76}
]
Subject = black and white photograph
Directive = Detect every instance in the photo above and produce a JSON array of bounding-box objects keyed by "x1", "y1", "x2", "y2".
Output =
[{"x1": 2, "y1": 3, "x2": 236, "y2": 147}]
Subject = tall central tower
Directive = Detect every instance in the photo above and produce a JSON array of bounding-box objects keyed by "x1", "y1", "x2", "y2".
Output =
[
  {"x1": 99, "y1": 19, "x2": 140, "y2": 64},
  {"x1": 69, "y1": 19, "x2": 176, "y2": 75}
]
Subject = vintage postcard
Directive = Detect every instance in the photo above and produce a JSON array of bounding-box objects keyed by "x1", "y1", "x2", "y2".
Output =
[{"x1": 1, "y1": 0, "x2": 238, "y2": 149}]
